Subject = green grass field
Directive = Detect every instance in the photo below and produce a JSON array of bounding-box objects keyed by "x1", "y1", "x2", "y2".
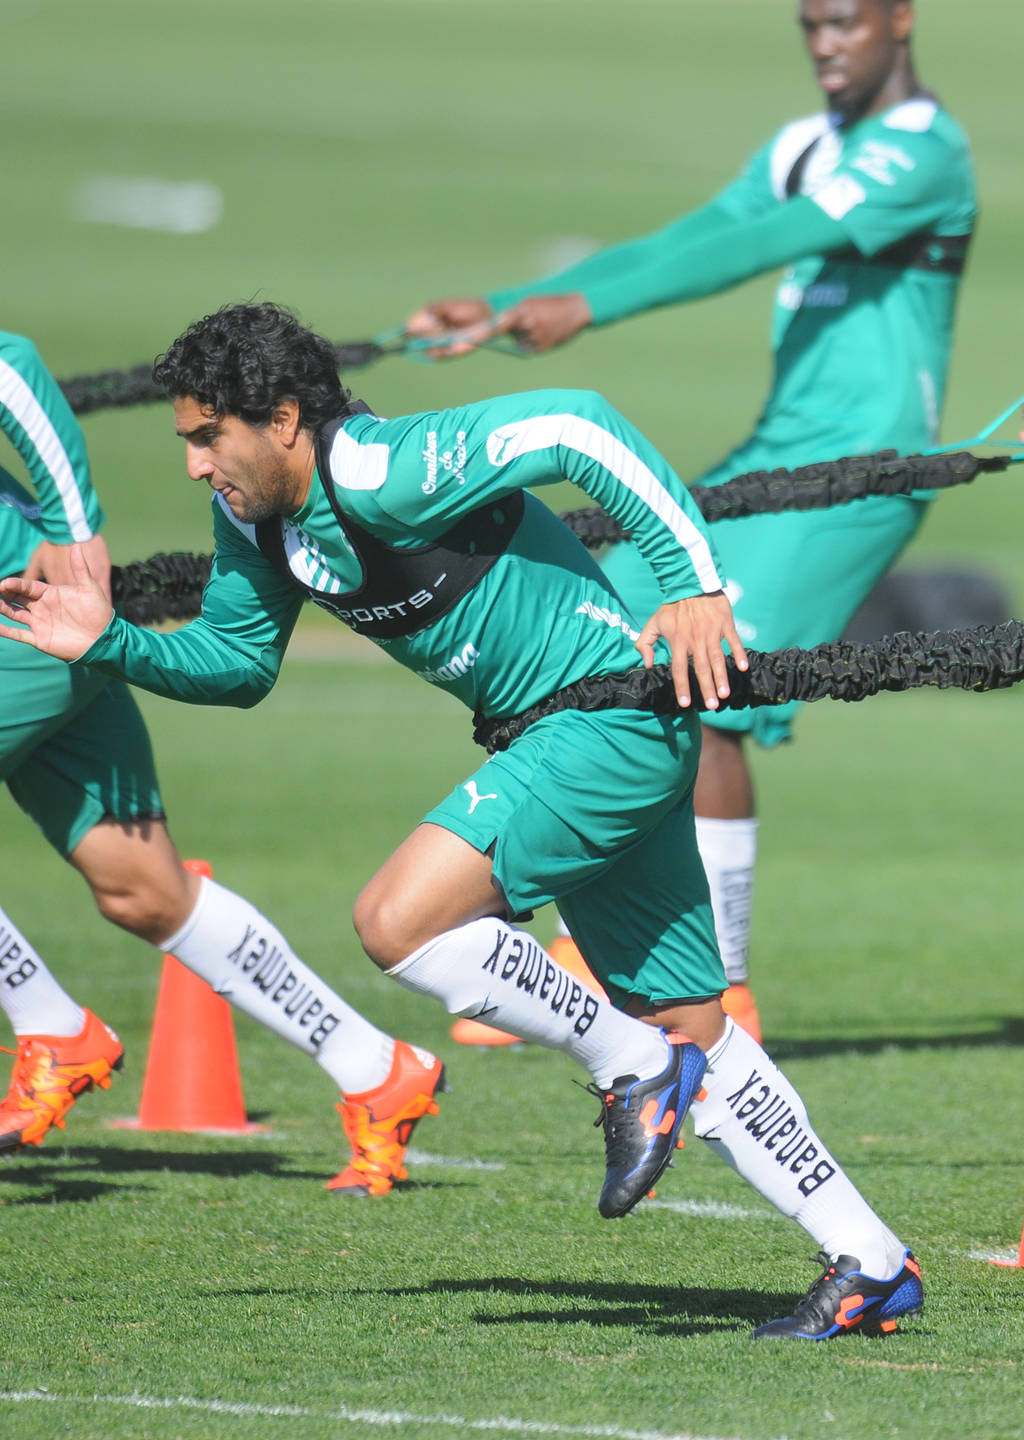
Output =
[{"x1": 0, "y1": 2, "x2": 1022, "y2": 1437}]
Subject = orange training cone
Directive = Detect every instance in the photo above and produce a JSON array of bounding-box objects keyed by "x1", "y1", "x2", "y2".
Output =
[
  {"x1": 117, "y1": 860, "x2": 263, "y2": 1133},
  {"x1": 988, "y1": 1216, "x2": 1024, "y2": 1268}
]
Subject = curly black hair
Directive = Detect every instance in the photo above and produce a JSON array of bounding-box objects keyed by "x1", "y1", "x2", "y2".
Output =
[{"x1": 152, "y1": 302, "x2": 351, "y2": 431}]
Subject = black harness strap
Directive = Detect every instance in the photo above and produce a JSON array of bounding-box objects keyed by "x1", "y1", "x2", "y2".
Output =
[
  {"x1": 473, "y1": 619, "x2": 1024, "y2": 754},
  {"x1": 785, "y1": 125, "x2": 972, "y2": 276},
  {"x1": 256, "y1": 400, "x2": 523, "y2": 640},
  {"x1": 830, "y1": 231, "x2": 972, "y2": 276}
]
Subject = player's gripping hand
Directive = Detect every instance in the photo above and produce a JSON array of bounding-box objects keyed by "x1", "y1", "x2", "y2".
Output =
[
  {"x1": 22, "y1": 533, "x2": 113, "y2": 602},
  {"x1": 405, "y1": 297, "x2": 496, "y2": 358},
  {"x1": 0, "y1": 542, "x2": 114, "y2": 662},
  {"x1": 635, "y1": 592, "x2": 748, "y2": 710},
  {"x1": 490, "y1": 293, "x2": 592, "y2": 353}
]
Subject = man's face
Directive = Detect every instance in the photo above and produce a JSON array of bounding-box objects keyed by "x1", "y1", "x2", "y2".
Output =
[
  {"x1": 799, "y1": 0, "x2": 912, "y2": 118},
  {"x1": 174, "y1": 397, "x2": 301, "y2": 523}
]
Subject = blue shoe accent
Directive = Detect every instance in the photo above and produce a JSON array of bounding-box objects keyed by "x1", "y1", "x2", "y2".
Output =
[{"x1": 590, "y1": 1033, "x2": 706, "y2": 1219}]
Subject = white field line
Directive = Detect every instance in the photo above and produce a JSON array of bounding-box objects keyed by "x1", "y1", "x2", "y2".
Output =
[
  {"x1": 640, "y1": 1198, "x2": 781, "y2": 1222},
  {"x1": 0, "y1": 1391, "x2": 781, "y2": 1440},
  {"x1": 406, "y1": 1148, "x2": 506, "y2": 1172},
  {"x1": 405, "y1": 1154, "x2": 775, "y2": 1213},
  {"x1": 968, "y1": 1248, "x2": 1023, "y2": 1266},
  {"x1": 70, "y1": 175, "x2": 223, "y2": 234}
]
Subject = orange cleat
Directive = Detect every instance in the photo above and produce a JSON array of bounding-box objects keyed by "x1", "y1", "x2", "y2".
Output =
[
  {"x1": 720, "y1": 982, "x2": 762, "y2": 1043},
  {"x1": 0, "y1": 1009, "x2": 124, "y2": 1152},
  {"x1": 328, "y1": 1041, "x2": 447, "y2": 1197}
]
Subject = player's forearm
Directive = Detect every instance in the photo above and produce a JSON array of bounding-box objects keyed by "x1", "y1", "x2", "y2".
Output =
[
  {"x1": 0, "y1": 332, "x2": 104, "y2": 543},
  {"x1": 560, "y1": 405, "x2": 723, "y2": 598},
  {"x1": 486, "y1": 201, "x2": 734, "y2": 313},
  {"x1": 79, "y1": 613, "x2": 284, "y2": 708},
  {"x1": 580, "y1": 196, "x2": 847, "y2": 325}
]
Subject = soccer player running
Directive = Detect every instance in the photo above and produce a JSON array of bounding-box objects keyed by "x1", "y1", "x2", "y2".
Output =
[
  {"x1": 0, "y1": 303, "x2": 924, "y2": 1338},
  {"x1": 0, "y1": 328, "x2": 446, "y2": 1197},
  {"x1": 405, "y1": 0, "x2": 978, "y2": 1044}
]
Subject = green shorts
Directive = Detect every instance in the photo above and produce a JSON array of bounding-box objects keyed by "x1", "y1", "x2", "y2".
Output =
[
  {"x1": 1, "y1": 640, "x2": 164, "y2": 856},
  {"x1": 423, "y1": 707, "x2": 725, "y2": 1006},
  {"x1": 600, "y1": 493, "x2": 926, "y2": 747}
]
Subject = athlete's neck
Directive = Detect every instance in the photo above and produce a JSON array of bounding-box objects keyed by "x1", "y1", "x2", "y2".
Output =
[
  {"x1": 281, "y1": 433, "x2": 316, "y2": 516},
  {"x1": 834, "y1": 58, "x2": 922, "y2": 123}
]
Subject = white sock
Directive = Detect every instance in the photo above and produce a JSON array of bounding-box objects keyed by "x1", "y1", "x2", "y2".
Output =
[
  {"x1": 695, "y1": 815, "x2": 758, "y2": 985},
  {"x1": 158, "y1": 878, "x2": 394, "y2": 1094},
  {"x1": 692, "y1": 1019, "x2": 907, "y2": 1278},
  {"x1": 389, "y1": 916, "x2": 668, "y2": 1088},
  {"x1": 0, "y1": 905, "x2": 86, "y2": 1037}
]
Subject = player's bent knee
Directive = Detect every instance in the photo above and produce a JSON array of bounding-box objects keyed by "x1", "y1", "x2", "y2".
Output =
[
  {"x1": 91, "y1": 884, "x2": 183, "y2": 946},
  {"x1": 352, "y1": 886, "x2": 419, "y2": 970}
]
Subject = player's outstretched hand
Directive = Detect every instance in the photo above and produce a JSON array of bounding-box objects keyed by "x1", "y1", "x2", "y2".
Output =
[
  {"x1": 0, "y1": 543, "x2": 115, "y2": 661},
  {"x1": 490, "y1": 293, "x2": 592, "y2": 353},
  {"x1": 404, "y1": 298, "x2": 496, "y2": 358},
  {"x1": 635, "y1": 592, "x2": 749, "y2": 710}
]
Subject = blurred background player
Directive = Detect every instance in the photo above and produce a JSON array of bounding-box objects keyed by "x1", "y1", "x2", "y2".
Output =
[
  {"x1": 406, "y1": 0, "x2": 977, "y2": 1044},
  {"x1": 0, "y1": 328, "x2": 444, "y2": 1197}
]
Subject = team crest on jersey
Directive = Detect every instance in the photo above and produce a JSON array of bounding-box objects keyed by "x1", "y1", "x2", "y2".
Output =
[
  {"x1": 851, "y1": 140, "x2": 915, "y2": 187},
  {"x1": 422, "y1": 430, "x2": 468, "y2": 493}
]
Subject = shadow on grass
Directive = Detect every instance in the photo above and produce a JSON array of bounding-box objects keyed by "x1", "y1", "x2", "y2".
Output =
[
  {"x1": 362, "y1": 1275, "x2": 782, "y2": 1335},
  {"x1": 0, "y1": 1144, "x2": 457, "y2": 1203},
  {"x1": 767, "y1": 1015, "x2": 1024, "y2": 1062}
]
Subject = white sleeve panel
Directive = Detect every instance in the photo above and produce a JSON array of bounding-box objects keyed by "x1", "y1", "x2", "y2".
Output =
[
  {"x1": 328, "y1": 424, "x2": 390, "y2": 491},
  {"x1": 0, "y1": 355, "x2": 92, "y2": 540},
  {"x1": 768, "y1": 113, "x2": 834, "y2": 202}
]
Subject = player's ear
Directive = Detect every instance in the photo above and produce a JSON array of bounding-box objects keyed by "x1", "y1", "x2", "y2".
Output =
[
  {"x1": 891, "y1": 2, "x2": 913, "y2": 43},
  {"x1": 270, "y1": 398, "x2": 302, "y2": 445}
]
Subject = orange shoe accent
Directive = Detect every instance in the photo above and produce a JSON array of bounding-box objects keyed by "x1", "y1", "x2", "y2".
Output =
[
  {"x1": 836, "y1": 1293, "x2": 866, "y2": 1329},
  {"x1": 450, "y1": 1016, "x2": 522, "y2": 1047},
  {"x1": 0, "y1": 1009, "x2": 124, "y2": 1152},
  {"x1": 720, "y1": 983, "x2": 762, "y2": 1043},
  {"x1": 879, "y1": 1319, "x2": 898, "y2": 1333},
  {"x1": 638, "y1": 1098, "x2": 677, "y2": 1137},
  {"x1": 548, "y1": 936, "x2": 609, "y2": 1001},
  {"x1": 328, "y1": 1041, "x2": 446, "y2": 1197}
]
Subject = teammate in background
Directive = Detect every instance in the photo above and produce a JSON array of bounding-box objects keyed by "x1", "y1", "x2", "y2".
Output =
[
  {"x1": 0, "y1": 329, "x2": 445, "y2": 1197},
  {"x1": 0, "y1": 303, "x2": 925, "y2": 1338},
  {"x1": 405, "y1": 0, "x2": 978, "y2": 1044}
]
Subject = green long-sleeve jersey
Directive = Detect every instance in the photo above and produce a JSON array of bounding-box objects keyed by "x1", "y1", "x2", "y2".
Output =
[
  {"x1": 80, "y1": 388, "x2": 723, "y2": 717},
  {"x1": 489, "y1": 98, "x2": 977, "y2": 468},
  {"x1": 0, "y1": 331, "x2": 105, "y2": 577}
]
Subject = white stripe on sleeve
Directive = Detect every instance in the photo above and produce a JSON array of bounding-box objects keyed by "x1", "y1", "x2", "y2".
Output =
[
  {"x1": 486, "y1": 413, "x2": 722, "y2": 592},
  {"x1": 0, "y1": 356, "x2": 92, "y2": 541}
]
